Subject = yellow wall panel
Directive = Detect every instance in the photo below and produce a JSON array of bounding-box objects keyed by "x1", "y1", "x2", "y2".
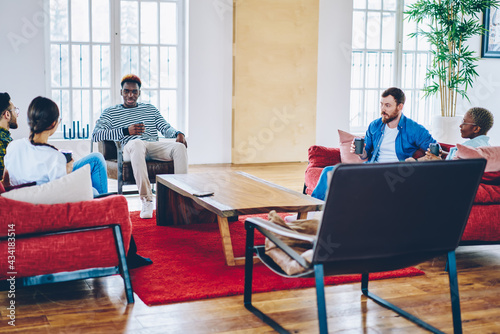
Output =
[{"x1": 232, "y1": 0, "x2": 319, "y2": 163}]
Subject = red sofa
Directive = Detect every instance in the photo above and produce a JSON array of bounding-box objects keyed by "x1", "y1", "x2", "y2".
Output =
[
  {"x1": 0, "y1": 193, "x2": 134, "y2": 303},
  {"x1": 304, "y1": 145, "x2": 500, "y2": 244}
]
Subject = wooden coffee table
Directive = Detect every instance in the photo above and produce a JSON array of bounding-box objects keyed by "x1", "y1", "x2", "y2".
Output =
[{"x1": 156, "y1": 171, "x2": 324, "y2": 266}]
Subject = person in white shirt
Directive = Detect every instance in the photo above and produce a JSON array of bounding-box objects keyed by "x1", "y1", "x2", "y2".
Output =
[
  {"x1": 5, "y1": 96, "x2": 107, "y2": 196},
  {"x1": 4, "y1": 96, "x2": 152, "y2": 269}
]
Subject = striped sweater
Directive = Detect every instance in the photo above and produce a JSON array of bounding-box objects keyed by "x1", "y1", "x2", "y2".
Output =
[{"x1": 92, "y1": 103, "x2": 182, "y2": 146}]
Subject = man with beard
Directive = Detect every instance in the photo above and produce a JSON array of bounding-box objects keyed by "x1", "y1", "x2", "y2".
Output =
[
  {"x1": 311, "y1": 87, "x2": 436, "y2": 200},
  {"x1": 356, "y1": 87, "x2": 435, "y2": 163},
  {"x1": 0, "y1": 92, "x2": 18, "y2": 178}
]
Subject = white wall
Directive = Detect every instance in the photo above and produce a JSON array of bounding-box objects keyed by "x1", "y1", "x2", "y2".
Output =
[
  {"x1": 0, "y1": 0, "x2": 46, "y2": 141},
  {"x1": 0, "y1": 0, "x2": 233, "y2": 164},
  {"x1": 316, "y1": 0, "x2": 352, "y2": 146},
  {"x1": 187, "y1": 0, "x2": 233, "y2": 164},
  {"x1": 459, "y1": 35, "x2": 500, "y2": 145},
  {"x1": 1, "y1": 1, "x2": 498, "y2": 164}
]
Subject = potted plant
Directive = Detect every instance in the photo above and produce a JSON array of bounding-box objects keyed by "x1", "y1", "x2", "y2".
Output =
[{"x1": 405, "y1": 0, "x2": 499, "y2": 144}]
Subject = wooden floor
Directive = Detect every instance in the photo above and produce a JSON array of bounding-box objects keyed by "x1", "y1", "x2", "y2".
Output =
[{"x1": 2, "y1": 162, "x2": 500, "y2": 333}]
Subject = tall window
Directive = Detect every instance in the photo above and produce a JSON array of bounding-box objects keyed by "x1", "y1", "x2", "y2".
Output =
[
  {"x1": 350, "y1": 0, "x2": 433, "y2": 133},
  {"x1": 48, "y1": 0, "x2": 185, "y2": 138}
]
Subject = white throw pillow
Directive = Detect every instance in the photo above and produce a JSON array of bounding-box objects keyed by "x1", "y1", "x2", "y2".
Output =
[{"x1": 1, "y1": 165, "x2": 93, "y2": 204}]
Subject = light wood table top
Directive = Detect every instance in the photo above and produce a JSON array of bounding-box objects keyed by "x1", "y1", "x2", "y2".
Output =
[
  {"x1": 156, "y1": 171, "x2": 323, "y2": 217},
  {"x1": 156, "y1": 171, "x2": 323, "y2": 266}
]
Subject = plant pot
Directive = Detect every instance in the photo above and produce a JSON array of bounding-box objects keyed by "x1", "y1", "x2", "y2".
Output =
[{"x1": 431, "y1": 116, "x2": 463, "y2": 145}]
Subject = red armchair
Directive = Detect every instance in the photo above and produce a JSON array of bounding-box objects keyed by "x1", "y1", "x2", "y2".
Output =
[
  {"x1": 304, "y1": 145, "x2": 500, "y2": 244},
  {"x1": 0, "y1": 194, "x2": 134, "y2": 303}
]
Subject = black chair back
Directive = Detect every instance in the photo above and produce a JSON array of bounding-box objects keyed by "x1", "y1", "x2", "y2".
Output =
[{"x1": 314, "y1": 159, "x2": 486, "y2": 275}]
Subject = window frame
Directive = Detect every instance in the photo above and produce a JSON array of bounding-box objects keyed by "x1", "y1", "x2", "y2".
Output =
[
  {"x1": 45, "y1": 0, "x2": 186, "y2": 139},
  {"x1": 350, "y1": 0, "x2": 435, "y2": 133}
]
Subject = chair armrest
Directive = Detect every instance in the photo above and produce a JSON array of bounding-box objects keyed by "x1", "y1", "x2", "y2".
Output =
[
  {"x1": 245, "y1": 217, "x2": 316, "y2": 242},
  {"x1": 114, "y1": 141, "x2": 124, "y2": 193}
]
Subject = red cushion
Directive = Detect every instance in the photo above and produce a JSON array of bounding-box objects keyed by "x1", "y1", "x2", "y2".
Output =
[
  {"x1": 481, "y1": 172, "x2": 500, "y2": 185},
  {"x1": 307, "y1": 146, "x2": 341, "y2": 168},
  {"x1": 462, "y1": 204, "x2": 500, "y2": 242},
  {"x1": 474, "y1": 184, "x2": 500, "y2": 204},
  {"x1": 304, "y1": 167, "x2": 323, "y2": 195},
  {"x1": 0, "y1": 229, "x2": 121, "y2": 279},
  {"x1": 439, "y1": 143, "x2": 454, "y2": 151},
  {"x1": 0, "y1": 182, "x2": 4, "y2": 194},
  {"x1": 0, "y1": 195, "x2": 131, "y2": 236},
  {"x1": 0, "y1": 195, "x2": 132, "y2": 279}
]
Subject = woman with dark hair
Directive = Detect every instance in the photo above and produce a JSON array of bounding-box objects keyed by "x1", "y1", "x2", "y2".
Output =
[
  {"x1": 4, "y1": 96, "x2": 108, "y2": 196},
  {"x1": 4, "y1": 97, "x2": 152, "y2": 268}
]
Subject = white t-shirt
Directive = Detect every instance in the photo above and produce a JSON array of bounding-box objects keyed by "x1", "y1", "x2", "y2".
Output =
[
  {"x1": 4, "y1": 138, "x2": 67, "y2": 186},
  {"x1": 376, "y1": 125, "x2": 399, "y2": 163}
]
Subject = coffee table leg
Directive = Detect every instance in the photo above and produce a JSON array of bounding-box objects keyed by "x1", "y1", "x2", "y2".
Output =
[
  {"x1": 217, "y1": 216, "x2": 236, "y2": 266},
  {"x1": 298, "y1": 212, "x2": 309, "y2": 219},
  {"x1": 156, "y1": 181, "x2": 169, "y2": 226}
]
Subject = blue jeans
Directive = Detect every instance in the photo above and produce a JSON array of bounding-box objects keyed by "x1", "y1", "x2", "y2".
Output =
[
  {"x1": 311, "y1": 165, "x2": 337, "y2": 201},
  {"x1": 73, "y1": 152, "x2": 108, "y2": 196}
]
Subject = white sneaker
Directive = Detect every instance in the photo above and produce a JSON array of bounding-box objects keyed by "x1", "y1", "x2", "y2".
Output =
[{"x1": 140, "y1": 200, "x2": 154, "y2": 219}]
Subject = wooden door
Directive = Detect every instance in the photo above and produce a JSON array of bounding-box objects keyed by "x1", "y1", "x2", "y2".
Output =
[{"x1": 232, "y1": 0, "x2": 319, "y2": 163}]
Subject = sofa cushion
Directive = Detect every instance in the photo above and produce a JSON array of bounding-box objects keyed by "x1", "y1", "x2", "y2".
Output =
[
  {"x1": 0, "y1": 195, "x2": 132, "y2": 279},
  {"x1": 338, "y1": 130, "x2": 367, "y2": 163},
  {"x1": 481, "y1": 171, "x2": 500, "y2": 185},
  {"x1": 456, "y1": 144, "x2": 500, "y2": 172},
  {"x1": 474, "y1": 183, "x2": 500, "y2": 204},
  {"x1": 461, "y1": 204, "x2": 500, "y2": 242},
  {"x1": 0, "y1": 194, "x2": 131, "y2": 236},
  {"x1": 1, "y1": 165, "x2": 93, "y2": 204},
  {"x1": 307, "y1": 145, "x2": 341, "y2": 168},
  {"x1": 304, "y1": 167, "x2": 323, "y2": 195}
]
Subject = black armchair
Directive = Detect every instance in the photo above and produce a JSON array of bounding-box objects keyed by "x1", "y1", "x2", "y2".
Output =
[
  {"x1": 93, "y1": 140, "x2": 174, "y2": 194},
  {"x1": 244, "y1": 159, "x2": 486, "y2": 334}
]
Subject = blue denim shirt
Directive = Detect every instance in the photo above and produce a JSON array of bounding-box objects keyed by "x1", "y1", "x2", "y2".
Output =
[{"x1": 365, "y1": 114, "x2": 436, "y2": 162}]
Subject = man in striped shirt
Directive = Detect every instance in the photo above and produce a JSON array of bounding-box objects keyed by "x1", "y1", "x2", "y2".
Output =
[{"x1": 92, "y1": 74, "x2": 188, "y2": 219}]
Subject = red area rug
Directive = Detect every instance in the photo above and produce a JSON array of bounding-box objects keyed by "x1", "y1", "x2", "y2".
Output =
[{"x1": 129, "y1": 211, "x2": 424, "y2": 306}]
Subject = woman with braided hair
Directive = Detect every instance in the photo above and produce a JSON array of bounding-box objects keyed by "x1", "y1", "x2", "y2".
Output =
[
  {"x1": 4, "y1": 96, "x2": 153, "y2": 268},
  {"x1": 4, "y1": 96, "x2": 108, "y2": 196}
]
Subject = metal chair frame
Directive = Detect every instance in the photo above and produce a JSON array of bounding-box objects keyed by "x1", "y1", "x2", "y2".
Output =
[
  {"x1": 243, "y1": 160, "x2": 486, "y2": 334},
  {"x1": 0, "y1": 224, "x2": 134, "y2": 303}
]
